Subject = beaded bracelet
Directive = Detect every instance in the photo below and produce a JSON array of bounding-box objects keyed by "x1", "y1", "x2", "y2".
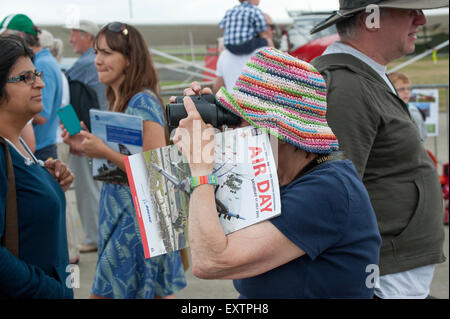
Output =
[{"x1": 189, "y1": 174, "x2": 218, "y2": 191}]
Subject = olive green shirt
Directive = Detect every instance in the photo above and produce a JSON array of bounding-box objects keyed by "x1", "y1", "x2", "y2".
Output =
[{"x1": 312, "y1": 53, "x2": 446, "y2": 275}]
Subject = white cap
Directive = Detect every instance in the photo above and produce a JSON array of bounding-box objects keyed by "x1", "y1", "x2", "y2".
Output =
[{"x1": 65, "y1": 19, "x2": 99, "y2": 36}]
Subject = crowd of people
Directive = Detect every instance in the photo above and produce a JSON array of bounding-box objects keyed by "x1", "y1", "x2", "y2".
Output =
[{"x1": 0, "y1": 0, "x2": 448, "y2": 299}]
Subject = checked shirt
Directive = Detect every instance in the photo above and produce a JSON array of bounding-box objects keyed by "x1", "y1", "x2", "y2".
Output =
[{"x1": 219, "y1": 2, "x2": 267, "y2": 46}]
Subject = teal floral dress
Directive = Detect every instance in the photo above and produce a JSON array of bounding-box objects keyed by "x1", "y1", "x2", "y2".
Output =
[{"x1": 91, "y1": 90, "x2": 187, "y2": 298}]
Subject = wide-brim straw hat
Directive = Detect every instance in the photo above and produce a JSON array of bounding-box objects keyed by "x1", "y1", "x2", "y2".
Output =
[
  {"x1": 215, "y1": 47, "x2": 339, "y2": 154},
  {"x1": 310, "y1": 0, "x2": 449, "y2": 34}
]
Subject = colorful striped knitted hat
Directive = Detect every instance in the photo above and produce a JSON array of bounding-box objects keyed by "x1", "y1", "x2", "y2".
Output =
[{"x1": 215, "y1": 47, "x2": 339, "y2": 154}]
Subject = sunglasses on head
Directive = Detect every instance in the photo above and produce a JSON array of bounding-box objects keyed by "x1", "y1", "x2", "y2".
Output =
[
  {"x1": 106, "y1": 22, "x2": 129, "y2": 36},
  {"x1": 7, "y1": 70, "x2": 43, "y2": 85}
]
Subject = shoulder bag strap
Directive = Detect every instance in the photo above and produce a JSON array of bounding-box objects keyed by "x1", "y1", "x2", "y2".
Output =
[{"x1": 0, "y1": 137, "x2": 19, "y2": 258}]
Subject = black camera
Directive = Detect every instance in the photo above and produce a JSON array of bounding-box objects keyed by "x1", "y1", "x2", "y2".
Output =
[{"x1": 166, "y1": 94, "x2": 241, "y2": 133}]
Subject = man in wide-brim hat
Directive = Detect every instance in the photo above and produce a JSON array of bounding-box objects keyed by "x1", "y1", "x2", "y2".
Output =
[
  {"x1": 310, "y1": 0, "x2": 448, "y2": 299},
  {"x1": 311, "y1": 0, "x2": 449, "y2": 34}
]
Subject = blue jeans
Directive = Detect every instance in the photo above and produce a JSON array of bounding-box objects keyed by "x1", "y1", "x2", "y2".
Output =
[{"x1": 35, "y1": 144, "x2": 58, "y2": 161}]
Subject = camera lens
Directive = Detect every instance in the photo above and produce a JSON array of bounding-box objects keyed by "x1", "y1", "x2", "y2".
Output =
[{"x1": 166, "y1": 95, "x2": 241, "y2": 131}]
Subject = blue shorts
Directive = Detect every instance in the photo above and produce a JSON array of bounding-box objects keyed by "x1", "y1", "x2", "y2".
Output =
[{"x1": 225, "y1": 37, "x2": 268, "y2": 55}]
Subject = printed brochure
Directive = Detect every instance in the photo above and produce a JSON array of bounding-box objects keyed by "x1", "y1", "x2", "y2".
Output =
[
  {"x1": 124, "y1": 126, "x2": 281, "y2": 258},
  {"x1": 90, "y1": 109, "x2": 143, "y2": 184}
]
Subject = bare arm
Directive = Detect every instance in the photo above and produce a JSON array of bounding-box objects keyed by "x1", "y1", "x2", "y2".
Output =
[
  {"x1": 174, "y1": 94, "x2": 304, "y2": 280},
  {"x1": 188, "y1": 184, "x2": 304, "y2": 280}
]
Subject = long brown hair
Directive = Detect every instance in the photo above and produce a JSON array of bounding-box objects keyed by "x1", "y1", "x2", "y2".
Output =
[{"x1": 94, "y1": 23, "x2": 164, "y2": 114}]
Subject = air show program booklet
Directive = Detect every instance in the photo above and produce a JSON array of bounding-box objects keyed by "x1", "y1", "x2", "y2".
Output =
[
  {"x1": 90, "y1": 109, "x2": 143, "y2": 184},
  {"x1": 124, "y1": 126, "x2": 281, "y2": 258}
]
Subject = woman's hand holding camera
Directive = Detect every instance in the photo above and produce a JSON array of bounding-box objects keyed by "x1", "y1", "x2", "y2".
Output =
[{"x1": 172, "y1": 82, "x2": 216, "y2": 176}]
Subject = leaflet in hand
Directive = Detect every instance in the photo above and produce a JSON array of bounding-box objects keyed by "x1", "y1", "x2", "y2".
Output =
[
  {"x1": 124, "y1": 126, "x2": 281, "y2": 258},
  {"x1": 90, "y1": 109, "x2": 143, "y2": 184}
]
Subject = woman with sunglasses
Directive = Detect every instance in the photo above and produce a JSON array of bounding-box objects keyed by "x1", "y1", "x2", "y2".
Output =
[
  {"x1": 0, "y1": 35, "x2": 74, "y2": 298},
  {"x1": 63, "y1": 23, "x2": 186, "y2": 299}
]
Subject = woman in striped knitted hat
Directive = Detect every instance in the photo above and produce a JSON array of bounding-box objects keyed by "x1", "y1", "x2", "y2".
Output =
[
  {"x1": 172, "y1": 47, "x2": 381, "y2": 299},
  {"x1": 216, "y1": 47, "x2": 339, "y2": 154}
]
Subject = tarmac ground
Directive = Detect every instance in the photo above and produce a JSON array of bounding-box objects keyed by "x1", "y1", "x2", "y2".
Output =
[{"x1": 73, "y1": 228, "x2": 449, "y2": 299}]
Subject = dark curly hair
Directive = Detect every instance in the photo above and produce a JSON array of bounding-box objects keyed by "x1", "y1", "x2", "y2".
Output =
[{"x1": 0, "y1": 35, "x2": 34, "y2": 102}]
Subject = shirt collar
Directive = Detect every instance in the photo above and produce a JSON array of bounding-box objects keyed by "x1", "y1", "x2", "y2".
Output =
[
  {"x1": 34, "y1": 47, "x2": 51, "y2": 58},
  {"x1": 323, "y1": 41, "x2": 395, "y2": 93},
  {"x1": 80, "y1": 47, "x2": 95, "y2": 59},
  {"x1": 324, "y1": 42, "x2": 387, "y2": 73}
]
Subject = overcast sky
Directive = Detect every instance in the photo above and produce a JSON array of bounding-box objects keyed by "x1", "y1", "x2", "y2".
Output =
[{"x1": 0, "y1": 0, "x2": 340, "y2": 25}]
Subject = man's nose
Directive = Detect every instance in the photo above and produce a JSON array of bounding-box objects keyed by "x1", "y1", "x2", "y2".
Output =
[{"x1": 414, "y1": 9, "x2": 427, "y2": 26}]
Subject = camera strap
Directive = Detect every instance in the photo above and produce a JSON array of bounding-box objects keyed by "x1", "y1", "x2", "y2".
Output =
[{"x1": 294, "y1": 151, "x2": 346, "y2": 181}]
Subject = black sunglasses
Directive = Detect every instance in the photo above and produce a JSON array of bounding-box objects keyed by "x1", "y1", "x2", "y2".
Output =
[
  {"x1": 7, "y1": 70, "x2": 43, "y2": 85},
  {"x1": 107, "y1": 22, "x2": 129, "y2": 36}
]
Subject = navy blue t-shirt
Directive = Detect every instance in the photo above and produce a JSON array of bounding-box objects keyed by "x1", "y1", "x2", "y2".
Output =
[{"x1": 233, "y1": 159, "x2": 381, "y2": 299}]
